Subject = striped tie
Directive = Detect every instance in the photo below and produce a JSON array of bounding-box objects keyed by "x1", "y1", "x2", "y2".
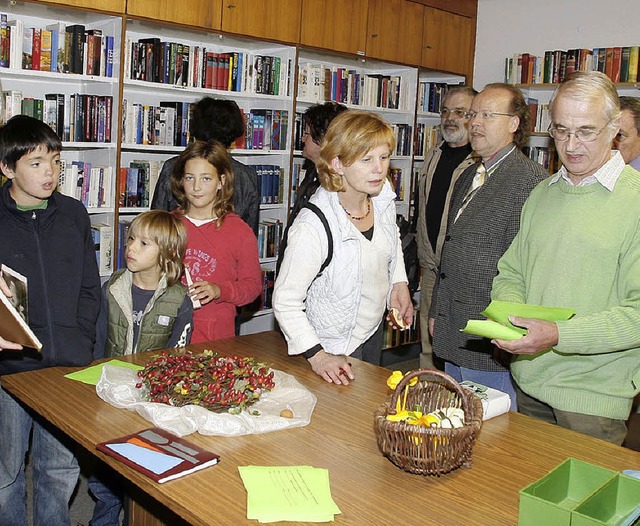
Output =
[{"x1": 455, "y1": 163, "x2": 487, "y2": 222}]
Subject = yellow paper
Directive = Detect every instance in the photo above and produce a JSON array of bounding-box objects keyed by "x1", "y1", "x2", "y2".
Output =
[
  {"x1": 461, "y1": 301, "x2": 576, "y2": 341},
  {"x1": 64, "y1": 360, "x2": 144, "y2": 385},
  {"x1": 238, "y1": 465, "x2": 341, "y2": 523}
]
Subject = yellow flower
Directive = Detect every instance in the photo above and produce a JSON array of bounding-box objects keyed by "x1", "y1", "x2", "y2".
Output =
[
  {"x1": 386, "y1": 410, "x2": 423, "y2": 423},
  {"x1": 386, "y1": 371, "x2": 419, "y2": 390},
  {"x1": 387, "y1": 371, "x2": 404, "y2": 389}
]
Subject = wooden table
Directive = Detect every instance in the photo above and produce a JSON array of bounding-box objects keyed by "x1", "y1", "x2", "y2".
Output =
[{"x1": 3, "y1": 331, "x2": 640, "y2": 525}]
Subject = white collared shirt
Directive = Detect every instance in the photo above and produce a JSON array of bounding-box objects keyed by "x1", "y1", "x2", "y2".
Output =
[{"x1": 549, "y1": 151, "x2": 625, "y2": 191}]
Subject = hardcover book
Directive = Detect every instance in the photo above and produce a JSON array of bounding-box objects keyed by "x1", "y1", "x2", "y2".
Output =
[
  {"x1": 0, "y1": 264, "x2": 42, "y2": 350},
  {"x1": 96, "y1": 427, "x2": 219, "y2": 483}
]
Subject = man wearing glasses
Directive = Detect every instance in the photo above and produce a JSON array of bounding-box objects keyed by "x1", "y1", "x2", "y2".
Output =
[
  {"x1": 429, "y1": 83, "x2": 546, "y2": 408},
  {"x1": 416, "y1": 85, "x2": 478, "y2": 369},
  {"x1": 491, "y1": 71, "x2": 640, "y2": 445}
]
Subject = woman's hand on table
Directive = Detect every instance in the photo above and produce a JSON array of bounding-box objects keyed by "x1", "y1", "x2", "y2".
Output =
[{"x1": 307, "y1": 351, "x2": 354, "y2": 385}]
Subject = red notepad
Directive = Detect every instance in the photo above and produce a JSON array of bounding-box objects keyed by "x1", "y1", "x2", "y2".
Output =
[{"x1": 96, "y1": 427, "x2": 219, "y2": 483}]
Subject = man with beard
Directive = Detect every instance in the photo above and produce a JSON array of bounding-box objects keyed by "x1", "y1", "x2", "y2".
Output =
[
  {"x1": 416, "y1": 86, "x2": 477, "y2": 369},
  {"x1": 428, "y1": 83, "x2": 546, "y2": 408}
]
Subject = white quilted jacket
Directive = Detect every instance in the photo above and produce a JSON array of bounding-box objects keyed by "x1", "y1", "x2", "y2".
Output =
[{"x1": 274, "y1": 181, "x2": 407, "y2": 356}]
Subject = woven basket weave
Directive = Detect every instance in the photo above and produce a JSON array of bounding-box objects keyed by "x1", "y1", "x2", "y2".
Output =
[{"x1": 374, "y1": 369, "x2": 483, "y2": 476}]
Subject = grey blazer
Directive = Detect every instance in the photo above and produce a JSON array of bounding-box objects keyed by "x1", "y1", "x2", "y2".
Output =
[{"x1": 429, "y1": 147, "x2": 547, "y2": 371}]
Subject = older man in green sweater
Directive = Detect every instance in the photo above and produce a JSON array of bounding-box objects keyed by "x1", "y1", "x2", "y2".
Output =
[{"x1": 491, "y1": 71, "x2": 640, "y2": 445}]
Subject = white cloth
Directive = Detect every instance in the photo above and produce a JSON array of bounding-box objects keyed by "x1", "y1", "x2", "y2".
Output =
[{"x1": 96, "y1": 364, "x2": 317, "y2": 437}]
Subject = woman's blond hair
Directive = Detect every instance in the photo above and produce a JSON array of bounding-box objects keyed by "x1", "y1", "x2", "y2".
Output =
[{"x1": 316, "y1": 110, "x2": 396, "y2": 192}]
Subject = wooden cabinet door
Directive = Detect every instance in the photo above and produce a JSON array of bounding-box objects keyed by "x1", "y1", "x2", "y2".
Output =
[
  {"x1": 366, "y1": 0, "x2": 424, "y2": 65},
  {"x1": 127, "y1": 0, "x2": 222, "y2": 29},
  {"x1": 221, "y1": 0, "x2": 302, "y2": 43},
  {"x1": 45, "y1": 0, "x2": 126, "y2": 13},
  {"x1": 299, "y1": 0, "x2": 368, "y2": 55},
  {"x1": 422, "y1": 6, "x2": 475, "y2": 79}
]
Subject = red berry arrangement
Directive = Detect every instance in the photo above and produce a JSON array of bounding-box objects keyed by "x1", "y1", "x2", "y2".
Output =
[{"x1": 135, "y1": 350, "x2": 276, "y2": 414}]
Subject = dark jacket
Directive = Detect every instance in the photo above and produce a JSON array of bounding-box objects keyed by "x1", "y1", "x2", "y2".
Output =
[
  {"x1": 150, "y1": 155, "x2": 260, "y2": 234},
  {"x1": 429, "y1": 148, "x2": 547, "y2": 371},
  {"x1": 0, "y1": 182, "x2": 101, "y2": 374}
]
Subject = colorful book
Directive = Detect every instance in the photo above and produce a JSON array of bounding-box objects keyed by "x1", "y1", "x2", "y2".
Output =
[{"x1": 96, "y1": 427, "x2": 219, "y2": 483}]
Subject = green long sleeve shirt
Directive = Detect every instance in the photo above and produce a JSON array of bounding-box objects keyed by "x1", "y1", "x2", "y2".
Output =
[{"x1": 492, "y1": 162, "x2": 640, "y2": 420}]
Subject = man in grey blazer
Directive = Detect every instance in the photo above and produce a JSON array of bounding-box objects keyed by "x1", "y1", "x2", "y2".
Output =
[
  {"x1": 416, "y1": 86, "x2": 478, "y2": 369},
  {"x1": 428, "y1": 83, "x2": 547, "y2": 408}
]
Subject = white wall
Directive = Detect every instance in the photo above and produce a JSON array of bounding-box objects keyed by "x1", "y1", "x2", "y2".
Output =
[{"x1": 473, "y1": 0, "x2": 640, "y2": 89}]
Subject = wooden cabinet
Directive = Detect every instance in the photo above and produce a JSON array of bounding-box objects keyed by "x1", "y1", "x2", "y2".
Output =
[
  {"x1": 366, "y1": 0, "x2": 424, "y2": 65},
  {"x1": 126, "y1": 0, "x2": 221, "y2": 29},
  {"x1": 422, "y1": 6, "x2": 475, "y2": 79},
  {"x1": 408, "y1": 0, "x2": 476, "y2": 18},
  {"x1": 299, "y1": 0, "x2": 368, "y2": 55},
  {"x1": 221, "y1": 0, "x2": 301, "y2": 43},
  {"x1": 44, "y1": 0, "x2": 125, "y2": 13}
]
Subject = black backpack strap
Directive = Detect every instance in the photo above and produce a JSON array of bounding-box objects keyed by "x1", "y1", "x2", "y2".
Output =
[{"x1": 304, "y1": 202, "x2": 333, "y2": 276}]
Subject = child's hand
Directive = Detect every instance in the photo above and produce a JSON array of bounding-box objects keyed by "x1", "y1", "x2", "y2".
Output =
[{"x1": 189, "y1": 281, "x2": 221, "y2": 306}]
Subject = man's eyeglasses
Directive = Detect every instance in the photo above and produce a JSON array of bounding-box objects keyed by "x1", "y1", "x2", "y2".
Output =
[
  {"x1": 464, "y1": 110, "x2": 515, "y2": 120},
  {"x1": 547, "y1": 123, "x2": 610, "y2": 143},
  {"x1": 439, "y1": 108, "x2": 468, "y2": 119}
]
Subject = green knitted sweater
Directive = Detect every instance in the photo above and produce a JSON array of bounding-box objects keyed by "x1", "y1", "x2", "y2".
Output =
[{"x1": 492, "y1": 165, "x2": 640, "y2": 420}]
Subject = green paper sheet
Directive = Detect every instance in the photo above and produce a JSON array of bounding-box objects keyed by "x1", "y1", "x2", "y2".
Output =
[
  {"x1": 64, "y1": 360, "x2": 144, "y2": 385},
  {"x1": 461, "y1": 301, "x2": 576, "y2": 341},
  {"x1": 238, "y1": 465, "x2": 341, "y2": 523}
]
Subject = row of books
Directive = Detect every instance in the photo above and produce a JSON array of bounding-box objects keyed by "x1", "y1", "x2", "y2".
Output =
[
  {"x1": 297, "y1": 63, "x2": 407, "y2": 110},
  {"x1": 506, "y1": 47, "x2": 640, "y2": 85},
  {"x1": 259, "y1": 269, "x2": 275, "y2": 310},
  {"x1": 254, "y1": 165, "x2": 284, "y2": 205},
  {"x1": 116, "y1": 218, "x2": 133, "y2": 269},
  {"x1": 417, "y1": 82, "x2": 451, "y2": 114},
  {"x1": 522, "y1": 146, "x2": 558, "y2": 172},
  {"x1": 126, "y1": 37, "x2": 291, "y2": 96},
  {"x1": 121, "y1": 101, "x2": 187, "y2": 147},
  {"x1": 381, "y1": 308, "x2": 420, "y2": 349},
  {"x1": 257, "y1": 220, "x2": 283, "y2": 260},
  {"x1": 118, "y1": 160, "x2": 162, "y2": 209},
  {"x1": 239, "y1": 109, "x2": 289, "y2": 151},
  {"x1": 388, "y1": 167, "x2": 405, "y2": 201},
  {"x1": 3, "y1": 90, "x2": 113, "y2": 143},
  {"x1": 91, "y1": 223, "x2": 113, "y2": 274},
  {"x1": 392, "y1": 124, "x2": 412, "y2": 157},
  {"x1": 526, "y1": 98, "x2": 551, "y2": 134},
  {"x1": 0, "y1": 15, "x2": 115, "y2": 77},
  {"x1": 58, "y1": 159, "x2": 114, "y2": 209},
  {"x1": 414, "y1": 124, "x2": 439, "y2": 158}
]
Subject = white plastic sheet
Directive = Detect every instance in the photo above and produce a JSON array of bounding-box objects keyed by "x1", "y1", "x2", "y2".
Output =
[{"x1": 96, "y1": 364, "x2": 317, "y2": 437}]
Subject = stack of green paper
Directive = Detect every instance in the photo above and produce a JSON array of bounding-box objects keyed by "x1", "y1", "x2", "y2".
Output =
[
  {"x1": 461, "y1": 300, "x2": 575, "y2": 341},
  {"x1": 238, "y1": 465, "x2": 341, "y2": 523}
]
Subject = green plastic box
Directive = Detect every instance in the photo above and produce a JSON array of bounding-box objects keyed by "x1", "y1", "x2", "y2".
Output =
[
  {"x1": 572, "y1": 473, "x2": 640, "y2": 526},
  {"x1": 518, "y1": 458, "x2": 617, "y2": 526}
]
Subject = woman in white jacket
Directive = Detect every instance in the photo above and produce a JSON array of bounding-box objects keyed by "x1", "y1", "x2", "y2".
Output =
[{"x1": 274, "y1": 110, "x2": 413, "y2": 385}]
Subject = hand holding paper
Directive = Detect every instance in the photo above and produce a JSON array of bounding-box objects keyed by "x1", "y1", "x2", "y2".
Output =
[{"x1": 461, "y1": 301, "x2": 575, "y2": 345}]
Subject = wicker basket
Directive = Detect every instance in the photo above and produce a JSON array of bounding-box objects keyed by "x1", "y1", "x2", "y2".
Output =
[{"x1": 374, "y1": 369, "x2": 483, "y2": 476}]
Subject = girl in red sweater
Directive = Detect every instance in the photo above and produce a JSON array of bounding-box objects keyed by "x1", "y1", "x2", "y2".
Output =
[{"x1": 171, "y1": 140, "x2": 262, "y2": 343}]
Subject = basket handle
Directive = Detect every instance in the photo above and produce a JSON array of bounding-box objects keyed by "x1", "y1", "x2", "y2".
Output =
[{"x1": 388, "y1": 369, "x2": 472, "y2": 420}]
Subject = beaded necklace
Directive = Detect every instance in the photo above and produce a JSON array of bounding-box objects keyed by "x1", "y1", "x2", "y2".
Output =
[{"x1": 340, "y1": 196, "x2": 371, "y2": 221}]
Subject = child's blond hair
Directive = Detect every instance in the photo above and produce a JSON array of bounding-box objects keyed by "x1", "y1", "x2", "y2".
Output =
[{"x1": 128, "y1": 210, "x2": 187, "y2": 286}]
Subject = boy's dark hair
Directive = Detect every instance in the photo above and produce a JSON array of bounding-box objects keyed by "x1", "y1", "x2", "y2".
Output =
[
  {"x1": 304, "y1": 101, "x2": 348, "y2": 144},
  {"x1": 0, "y1": 115, "x2": 62, "y2": 171},
  {"x1": 189, "y1": 97, "x2": 244, "y2": 148}
]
